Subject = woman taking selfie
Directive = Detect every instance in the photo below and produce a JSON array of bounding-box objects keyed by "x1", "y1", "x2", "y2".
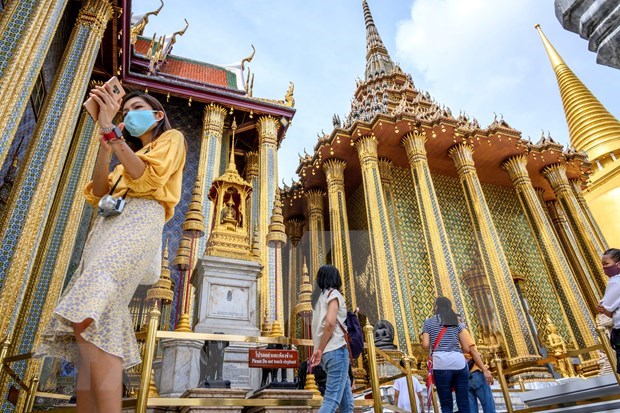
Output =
[
  {"x1": 309, "y1": 265, "x2": 354, "y2": 413},
  {"x1": 38, "y1": 85, "x2": 186, "y2": 412}
]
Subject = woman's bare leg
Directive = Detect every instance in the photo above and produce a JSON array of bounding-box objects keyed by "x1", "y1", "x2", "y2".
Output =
[
  {"x1": 73, "y1": 319, "x2": 122, "y2": 413},
  {"x1": 73, "y1": 319, "x2": 96, "y2": 413}
]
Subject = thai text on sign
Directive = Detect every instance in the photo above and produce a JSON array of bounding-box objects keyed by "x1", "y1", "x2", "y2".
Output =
[{"x1": 248, "y1": 349, "x2": 299, "y2": 368}]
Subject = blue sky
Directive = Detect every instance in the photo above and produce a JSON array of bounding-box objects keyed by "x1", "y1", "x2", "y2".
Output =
[{"x1": 134, "y1": 0, "x2": 620, "y2": 182}]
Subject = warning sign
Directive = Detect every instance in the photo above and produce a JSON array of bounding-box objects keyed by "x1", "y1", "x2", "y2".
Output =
[{"x1": 248, "y1": 349, "x2": 299, "y2": 369}]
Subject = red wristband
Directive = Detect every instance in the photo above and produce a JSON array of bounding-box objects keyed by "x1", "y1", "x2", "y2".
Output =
[{"x1": 102, "y1": 126, "x2": 122, "y2": 142}]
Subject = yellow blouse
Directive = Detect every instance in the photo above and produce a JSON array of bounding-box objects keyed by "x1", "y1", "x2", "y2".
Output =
[{"x1": 84, "y1": 129, "x2": 187, "y2": 222}]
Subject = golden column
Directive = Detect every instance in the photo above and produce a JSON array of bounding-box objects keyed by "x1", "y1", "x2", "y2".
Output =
[
  {"x1": 245, "y1": 151, "x2": 260, "y2": 239},
  {"x1": 196, "y1": 103, "x2": 228, "y2": 256},
  {"x1": 401, "y1": 132, "x2": 469, "y2": 316},
  {"x1": 502, "y1": 155, "x2": 597, "y2": 351},
  {"x1": 377, "y1": 158, "x2": 414, "y2": 349},
  {"x1": 304, "y1": 188, "x2": 327, "y2": 282},
  {"x1": 323, "y1": 159, "x2": 356, "y2": 308},
  {"x1": 542, "y1": 163, "x2": 607, "y2": 295},
  {"x1": 0, "y1": 111, "x2": 100, "y2": 403},
  {"x1": 267, "y1": 190, "x2": 287, "y2": 324},
  {"x1": 545, "y1": 200, "x2": 600, "y2": 311},
  {"x1": 570, "y1": 179, "x2": 607, "y2": 252},
  {"x1": 0, "y1": 0, "x2": 113, "y2": 339},
  {"x1": 285, "y1": 218, "x2": 304, "y2": 337},
  {"x1": 449, "y1": 143, "x2": 539, "y2": 363},
  {"x1": 354, "y1": 135, "x2": 398, "y2": 339},
  {"x1": 0, "y1": 0, "x2": 69, "y2": 170},
  {"x1": 256, "y1": 116, "x2": 280, "y2": 322}
]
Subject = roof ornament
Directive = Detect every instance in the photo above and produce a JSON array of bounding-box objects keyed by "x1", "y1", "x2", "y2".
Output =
[
  {"x1": 284, "y1": 82, "x2": 295, "y2": 107},
  {"x1": 130, "y1": 0, "x2": 164, "y2": 45},
  {"x1": 241, "y1": 44, "x2": 256, "y2": 72}
]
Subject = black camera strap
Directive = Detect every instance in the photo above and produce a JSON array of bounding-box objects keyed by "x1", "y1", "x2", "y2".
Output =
[{"x1": 109, "y1": 175, "x2": 129, "y2": 199}]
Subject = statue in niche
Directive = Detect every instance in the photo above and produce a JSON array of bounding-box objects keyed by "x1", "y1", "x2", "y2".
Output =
[
  {"x1": 374, "y1": 319, "x2": 397, "y2": 350},
  {"x1": 199, "y1": 333, "x2": 231, "y2": 388},
  {"x1": 545, "y1": 316, "x2": 575, "y2": 378}
]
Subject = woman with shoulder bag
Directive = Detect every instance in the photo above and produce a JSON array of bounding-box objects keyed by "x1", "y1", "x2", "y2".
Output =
[
  {"x1": 37, "y1": 86, "x2": 186, "y2": 413},
  {"x1": 422, "y1": 297, "x2": 472, "y2": 413},
  {"x1": 309, "y1": 265, "x2": 354, "y2": 413}
]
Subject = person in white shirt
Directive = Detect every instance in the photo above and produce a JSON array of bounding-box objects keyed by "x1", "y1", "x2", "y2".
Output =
[
  {"x1": 392, "y1": 359, "x2": 424, "y2": 412},
  {"x1": 598, "y1": 248, "x2": 620, "y2": 373}
]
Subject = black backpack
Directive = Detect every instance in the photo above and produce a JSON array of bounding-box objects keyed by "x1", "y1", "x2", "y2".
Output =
[{"x1": 345, "y1": 311, "x2": 364, "y2": 359}]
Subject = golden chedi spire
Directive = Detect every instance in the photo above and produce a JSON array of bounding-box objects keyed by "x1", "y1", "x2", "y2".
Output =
[
  {"x1": 146, "y1": 240, "x2": 174, "y2": 304},
  {"x1": 182, "y1": 179, "x2": 206, "y2": 239},
  {"x1": 270, "y1": 320, "x2": 284, "y2": 338},
  {"x1": 362, "y1": 0, "x2": 395, "y2": 80},
  {"x1": 266, "y1": 188, "x2": 287, "y2": 247},
  {"x1": 295, "y1": 258, "x2": 313, "y2": 317},
  {"x1": 535, "y1": 24, "x2": 620, "y2": 163}
]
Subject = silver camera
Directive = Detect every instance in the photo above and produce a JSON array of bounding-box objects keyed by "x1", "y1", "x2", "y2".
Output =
[{"x1": 98, "y1": 194, "x2": 125, "y2": 217}]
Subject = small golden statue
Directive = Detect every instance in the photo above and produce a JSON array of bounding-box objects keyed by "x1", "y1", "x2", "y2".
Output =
[
  {"x1": 545, "y1": 315, "x2": 574, "y2": 378},
  {"x1": 221, "y1": 196, "x2": 237, "y2": 227}
]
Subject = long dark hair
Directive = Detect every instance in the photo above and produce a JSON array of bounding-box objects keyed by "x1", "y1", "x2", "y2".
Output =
[
  {"x1": 120, "y1": 91, "x2": 172, "y2": 150},
  {"x1": 310, "y1": 265, "x2": 342, "y2": 309},
  {"x1": 434, "y1": 296, "x2": 459, "y2": 326}
]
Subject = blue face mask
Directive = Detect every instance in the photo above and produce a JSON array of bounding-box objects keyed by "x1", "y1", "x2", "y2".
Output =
[{"x1": 123, "y1": 110, "x2": 158, "y2": 137}]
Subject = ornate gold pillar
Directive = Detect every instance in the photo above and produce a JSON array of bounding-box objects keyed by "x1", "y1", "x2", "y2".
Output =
[
  {"x1": 256, "y1": 116, "x2": 279, "y2": 322},
  {"x1": 0, "y1": 111, "x2": 100, "y2": 405},
  {"x1": 546, "y1": 200, "x2": 601, "y2": 310},
  {"x1": 285, "y1": 218, "x2": 304, "y2": 337},
  {"x1": 401, "y1": 132, "x2": 469, "y2": 317},
  {"x1": 304, "y1": 188, "x2": 327, "y2": 281},
  {"x1": 267, "y1": 193, "x2": 286, "y2": 324},
  {"x1": 245, "y1": 151, "x2": 259, "y2": 238},
  {"x1": 377, "y1": 158, "x2": 415, "y2": 348},
  {"x1": 354, "y1": 135, "x2": 401, "y2": 345},
  {"x1": 0, "y1": 0, "x2": 113, "y2": 340},
  {"x1": 0, "y1": 0, "x2": 69, "y2": 170},
  {"x1": 542, "y1": 163, "x2": 607, "y2": 295},
  {"x1": 323, "y1": 159, "x2": 356, "y2": 308},
  {"x1": 570, "y1": 179, "x2": 607, "y2": 252},
  {"x1": 502, "y1": 155, "x2": 597, "y2": 351},
  {"x1": 197, "y1": 103, "x2": 227, "y2": 256},
  {"x1": 449, "y1": 143, "x2": 539, "y2": 363}
]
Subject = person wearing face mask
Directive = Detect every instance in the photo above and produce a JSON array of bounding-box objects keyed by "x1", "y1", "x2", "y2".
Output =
[
  {"x1": 37, "y1": 86, "x2": 186, "y2": 413},
  {"x1": 598, "y1": 248, "x2": 620, "y2": 374}
]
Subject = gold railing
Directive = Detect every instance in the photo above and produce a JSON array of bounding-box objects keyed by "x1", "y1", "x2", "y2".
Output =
[
  {"x1": 2, "y1": 309, "x2": 620, "y2": 413},
  {"x1": 492, "y1": 325, "x2": 620, "y2": 413}
]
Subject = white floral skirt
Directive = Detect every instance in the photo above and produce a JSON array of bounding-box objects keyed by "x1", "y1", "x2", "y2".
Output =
[{"x1": 37, "y1": 198, "x2": 164, "y2": 369}]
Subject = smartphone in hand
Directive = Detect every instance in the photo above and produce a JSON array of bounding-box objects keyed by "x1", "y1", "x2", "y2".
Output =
[{"x1": 83, "y1": 76, "x2": 126, "y2": 121}]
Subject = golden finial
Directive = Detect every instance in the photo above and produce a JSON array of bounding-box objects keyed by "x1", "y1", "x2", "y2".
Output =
[
  {"x1": 130, "y1": 0, "x2": 164, "y2": 45},
  {"x1": 148, "y1": 369, "x2": 159, "y2": 397},
  {"x1": 252, "y1": 226, "x2": 260, "y2": 258},
  {"x1": 172, "y1": 235, "x2": 191, "y2": 271},
  {"x1": 536, "y1": 24, "x2": 620, "y2": 162},
  {"x1": 284, "y1": 82, "x2": 295, "y2": 107},
  {"x1": 146, "y1": 240, "x2": 174, "y2": 303},
  {"x1": 270, "y1": 320, "x2": 284, "y2": 337},
  {"x1": 267, "y1": 189, "x2": 286, "y2": 247},
  {"x1": 261, "y1": 311, "x2": 272, "y2": 336},
  {"x1": 241, "y1": 44, "x2": 256, "y2": 72},
  {"x1": 295, "y1": 257, "x2": 313, "y2": 316},
  {"x1": 305, "y1": 371, "x2": 322, "y2": 400},
  {"x1": 182, "y1": 179, "x2": 205, "y2": 239}
]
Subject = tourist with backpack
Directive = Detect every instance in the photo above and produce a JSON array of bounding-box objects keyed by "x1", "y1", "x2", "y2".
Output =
[{"x1": 309, "y1": 265, "x2": 355, "y2": 413}]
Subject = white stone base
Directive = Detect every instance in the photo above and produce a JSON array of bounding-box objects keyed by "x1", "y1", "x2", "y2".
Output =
[{"x1": 159, "y1": 339, "x2": 203, "y2": 398}]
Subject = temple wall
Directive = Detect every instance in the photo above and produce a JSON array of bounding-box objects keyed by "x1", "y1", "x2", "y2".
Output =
[
  {"x1": 387, "y1": 167, "x2": 570, "y2": 342},
  {"x1": 346, "y1": 183, "x2": 377, "y2": 322}
]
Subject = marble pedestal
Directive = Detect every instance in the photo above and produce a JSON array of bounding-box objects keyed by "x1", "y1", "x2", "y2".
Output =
[
  {"x1": 192, "y1": 255, "x2": 262, "y2": 390},
  {"x1": 179, "y1": 388, "x2": 249, "y2": 413},
  {"x1": 159, "y1": 339, "x2": 203, "y2": 397}
]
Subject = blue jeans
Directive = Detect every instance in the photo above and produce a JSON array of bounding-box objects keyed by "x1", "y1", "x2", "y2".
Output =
[
  {"x1": 434, "y1": 366, "x2": 470, "y2": 413},
  {"x1": 469, "y1": 370, "x2": 496, "y2": 413},
  {"x1": 319, "y1": 346, "x2": 354, "y2": 413}
]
